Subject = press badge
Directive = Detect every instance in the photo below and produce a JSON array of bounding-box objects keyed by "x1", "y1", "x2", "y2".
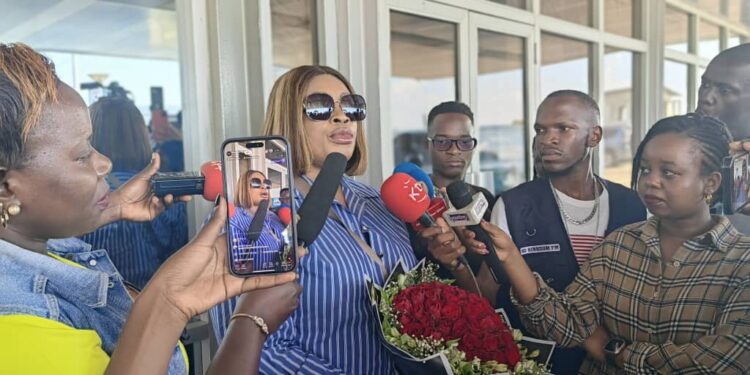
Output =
[{"x1": 519, "y1": 244, "x2": 561, "y2": 256}]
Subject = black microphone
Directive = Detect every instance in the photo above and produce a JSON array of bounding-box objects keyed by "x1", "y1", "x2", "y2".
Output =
[
  {"x1": 246, "y1": 199, "x2": 269, "y2": 242},
  {"x1": 296, "y1": 153, "x2": 347, "y2": 247},
  {"x1": 446, "y1": 181, "x2": 504, "y2": 284}
]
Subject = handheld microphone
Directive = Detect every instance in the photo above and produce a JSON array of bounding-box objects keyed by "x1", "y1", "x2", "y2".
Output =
[
  {"x1": 246, "y1": 199, "x2": 269, "y2": 242},
  {"x1": 393, "y1": 162, "x2": 435, "y2": 198},
  {"x1": 277, "y1": 205, "x2": 292, "y2": 226},
  {"x1": 381, "y1": 173, "x2": 474, "y2": 271},
  {"x1": 151, "y1": 161, "x2": 223, "y2": 200},
  {"x1": 296, "y1": 153, "x2": 348, "y2": 247},
  {"x1": 446, "y1": 181, "x2": 504, "y2": 284}
]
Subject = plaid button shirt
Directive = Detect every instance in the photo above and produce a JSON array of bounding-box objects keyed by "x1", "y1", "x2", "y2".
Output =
[{"x1": 513, "y1": 215, "x2": 750, "y2": 374}]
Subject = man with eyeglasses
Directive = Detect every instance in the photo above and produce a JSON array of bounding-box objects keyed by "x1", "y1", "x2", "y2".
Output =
[{"x1": 426, "y1": 101, "x2": 495, "y2": 210}]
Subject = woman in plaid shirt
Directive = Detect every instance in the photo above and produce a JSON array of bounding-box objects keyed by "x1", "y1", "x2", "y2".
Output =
[{"x1": 465, "y1": 114, "x2": 748, "y2": 374}]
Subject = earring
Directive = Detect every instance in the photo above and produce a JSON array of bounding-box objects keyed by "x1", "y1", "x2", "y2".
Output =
[
  {"x1": 705, "y1": 192, "x2": 714, "y2": 205},
  {"x1": 0, "y1": 202, "x2": 20, "y2": 229}
]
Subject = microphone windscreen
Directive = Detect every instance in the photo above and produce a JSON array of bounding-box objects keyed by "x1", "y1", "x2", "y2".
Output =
[
  {"x1": 278, "y1": 205, "x2": 292, "y2": 226},
  {"x1": 201, "y1": 161, "x2": 223, "y2": 201},
  {"x1": 446, "y1": 180, "x2": 474, "y2": 209},
  {"x1": 296, "y1": 152, "x2": 348, "y2": 246},
  {"x1": 394, "y1": 162, "x2": 434, "y2": 198},
  {"x1": 381, "y1": 172, "x2": 430, "y2": 223}
]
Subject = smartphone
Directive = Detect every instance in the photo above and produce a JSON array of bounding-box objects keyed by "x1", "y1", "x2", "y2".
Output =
[
  {"x1": 722, "y1": 152, "x2": 750, "y2": 214},
  {"x1": 150, "y1": 86, "x2": 164, "y2": 111},
  {"x1": 221, "y1": 136, "x2": 297, "y2": 276}
]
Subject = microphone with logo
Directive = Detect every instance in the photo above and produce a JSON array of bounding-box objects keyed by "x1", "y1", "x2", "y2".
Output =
[
  {"x1": 445, "y1": 181, "x2": 504, "y2": 283},
  {"x1": 381, "y1": 172, "x2": 472, "y2": 271}
]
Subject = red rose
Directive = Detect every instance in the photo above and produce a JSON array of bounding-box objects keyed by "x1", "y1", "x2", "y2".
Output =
[{"x1": 441, "y1": 304, "x2": 461, "y2": 322}]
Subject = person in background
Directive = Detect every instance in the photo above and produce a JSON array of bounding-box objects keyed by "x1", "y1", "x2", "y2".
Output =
[
  {"x1": 467, "y1": 113, "x2": 749, "y2": 374},
  {"x1": 423, "y1": 90, "x2": 646, "y2": 374},
  {"x1": 0, "y1": 42, "x2": 299, "y2": 375},
  {"x1": 427, "y1": 101, "x2": 495, "y2": 208},
  {"x1": 80, "y1": 96, "x2": 188, "y2": 290},
  {"x1": 152, "y1": 109, "x2": 184, "y2": 172},
  {"x1": 696, "y1": 43, "x2": 750, "y2": 233}
]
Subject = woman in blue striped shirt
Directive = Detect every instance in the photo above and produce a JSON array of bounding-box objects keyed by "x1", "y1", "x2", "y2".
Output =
[
  {"x1": 229, "y1": 170, "x2": 287, "y2": 273},
  {"x1": 210, "y1": 65, "x2": 418, "y2": 374}
]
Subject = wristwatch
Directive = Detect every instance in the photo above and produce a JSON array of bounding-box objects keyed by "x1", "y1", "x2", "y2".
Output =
[{"x1": 604, "y1": 338, "x2": 629, "y2": 368}]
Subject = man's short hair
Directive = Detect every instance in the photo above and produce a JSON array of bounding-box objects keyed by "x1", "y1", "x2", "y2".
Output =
[
  {"x1": 713, "y1": 43, "x2": 750, "y2": 66},
  {"x1": 427, "y1": 101, "x2": 474, "y2": 127},
  {"x1": 542, "y1": 90, "x2": 601, "y2": 126}
]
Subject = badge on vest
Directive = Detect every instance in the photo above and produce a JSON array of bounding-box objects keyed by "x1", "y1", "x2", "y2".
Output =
[{"x1": 519, "y1": 243, "x2": 561, "y2": 255}]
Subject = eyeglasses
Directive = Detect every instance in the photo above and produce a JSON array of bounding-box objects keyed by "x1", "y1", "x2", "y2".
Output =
[
  {"x1": 427, "y1": 136, "x2": 478, "y2": 152},
  {"x1": 303, "y1": 93, "x2": 367, "y2": 122},
  {"x1": 250, "y1": 178, "x2": 272, "y2": 189}
]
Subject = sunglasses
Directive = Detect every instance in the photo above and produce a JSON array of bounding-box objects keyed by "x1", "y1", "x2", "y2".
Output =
[
  {"x1": 303, "y1": 93, "x2": 367, "y2": 122},
  {"x1": 427, "y1": 136, "x2": 478, "y2": 152},
  {"x1": 250, "y1": 178, "x2": 272, "y2": 189}
]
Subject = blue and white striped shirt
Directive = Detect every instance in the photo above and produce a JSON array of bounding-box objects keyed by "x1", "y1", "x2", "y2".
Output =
[
  {"x1": 209, "y1": 177, "x2": 417, "y2": 374},
  {"x1": 80, "y1": 171, "x2": 188, "y2": 289},
  {"x1": 229, "y1": 207, "x2": 287, "y2": 272}
]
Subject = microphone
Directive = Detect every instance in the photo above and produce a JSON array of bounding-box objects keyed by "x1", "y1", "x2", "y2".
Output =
[
  {"x1": 394, "y1": 162, "x2": 435, "y2": 198},
  {"x1": 446, "y1": 181, "x2": 504, "y2": 283},
  {"x1": 277, "y1": 205, "x2": 292, "y2": 226},
  {"x1": 380, "y1": 173, "x2": 431, "y2": 223},
  {"x1": 296, "y1": 153, "x2": 348, "y2": 247},
  {"x1": 246, "y1": 199, "x2": 269, "y2": 242},
  {"x1": 381, "y1": 173, "x2": 474, "y2": 272}
]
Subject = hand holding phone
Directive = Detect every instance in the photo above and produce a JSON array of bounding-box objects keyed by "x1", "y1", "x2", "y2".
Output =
[{"x1": 222, "y1": 137, "x2": 298, "y2": 276}]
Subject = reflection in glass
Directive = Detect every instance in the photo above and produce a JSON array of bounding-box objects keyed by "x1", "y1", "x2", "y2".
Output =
[
  {"x1": 605, "y1": 0, "x2": 637, "y2": 38},
  {"x1": 476, "y1": 30, "x2": 526, "y2": 194},
  {"x1": 663, "y1": 60, "x2": 689, "y2": 116},
  {"x1": 390, "y1": 11, "x2": 457, "y2": 170},
  {"x1": 541, "y1": 0, "x2": 592, "y2": 26},
  {"x1": 540, "y1": 33, "x2": 591, "y2": 98},
  {"x1": 664, "y1": 7, "x2": 690, "y2": 53},
  {"x1": 603, "y1": 48, "x2": 634, "y2": 186},
  {"x1": 271, "y1": 0, "x2": 317, "y2": 77},
  {"x1": 699, "y1": 21, "x2": 721, "y2": 60},
  {"x1": 486, "y1": 0, "x2": 527, "y2": 9}
]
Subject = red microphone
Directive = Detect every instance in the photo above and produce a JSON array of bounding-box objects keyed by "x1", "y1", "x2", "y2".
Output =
[
  {"x1": 380, "y1": 173, "x2": 430, "y2": 223},
  {"x1": 200, "y1": 161, "x2": 235, "y2": 217},
  {"x1": 411, "y1": 197, "x2": 448, "y2": 232},
  {"x1": 278, "y1": 206, "x2": 292, "y2": 226}
]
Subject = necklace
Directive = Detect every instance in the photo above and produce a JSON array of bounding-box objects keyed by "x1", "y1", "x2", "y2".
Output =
[{"x1": 550, "y1": 177, "x2": 600, "y2": 226}]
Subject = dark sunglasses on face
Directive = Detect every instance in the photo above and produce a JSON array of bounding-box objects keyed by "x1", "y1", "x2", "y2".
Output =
[
  {"x1": 427, "y1": 136, "x2": 478, "y2": 152},
  {"x1": 303, "y1": 93, "x2": 367, "y2": 122},
  {"x1": 250, "y1": 178, "x2": 272, "y2": 189}
]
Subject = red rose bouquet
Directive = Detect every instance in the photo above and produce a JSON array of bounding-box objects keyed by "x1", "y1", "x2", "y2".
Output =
[{"x1": 369, "y1": 260, "x2": 550, "y2": 375}]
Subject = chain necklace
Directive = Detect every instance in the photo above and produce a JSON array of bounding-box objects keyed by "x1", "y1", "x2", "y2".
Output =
[{"x1": 549, "y1": 177, "x2": 600, "y2": 226}]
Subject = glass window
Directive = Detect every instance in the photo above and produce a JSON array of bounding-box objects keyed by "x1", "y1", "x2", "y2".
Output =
[
  {"x1": 728, "y1": 31, "x2": 743, "y2": 48},
  {"x1": 271, "y1": 0, "x2": 317, "y2": 77},
  {"x1": 540, "y1": 33, "x2": 591, "y2": 98},
  {"x1": 390, "y1": 12, "x2": 457, "y2": 169},
  {"x1": 663, "y1": 60, "x2": 689, "y2": 116},
  {"x1": 605, "y1": 0, "x2": 637, "y2": 38},
  {"x1": 603, "y1": 48, "x2": 634, "y2": 186},
  {"x1": 698, "y1": 21, "x2": 721, "y2": 60},
  {"x1": 476, "y1": 30, "x2": 526, "y2": 194},
  {"x1": 726, "y1": 0, "x2": 750, "y2": 27},
  {"x1": 541, "y1": 0, "x2": 592, "y2": 26},
  {"x1": 664, "y1": 6, "x2": 690, "y2": 54},
  {"x1": 486, "y1": 0, "x2": 528, "y2": 9}
]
